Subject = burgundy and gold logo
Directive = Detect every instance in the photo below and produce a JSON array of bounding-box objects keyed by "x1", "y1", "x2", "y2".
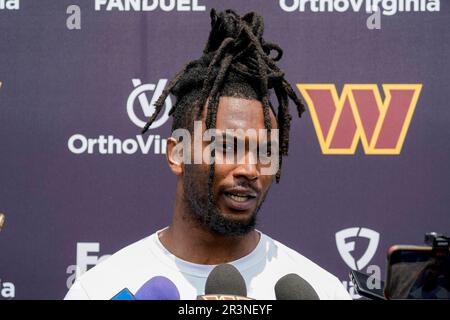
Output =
[{"x1": 298, "y1": 84, "x2": 422, "y2": 155}]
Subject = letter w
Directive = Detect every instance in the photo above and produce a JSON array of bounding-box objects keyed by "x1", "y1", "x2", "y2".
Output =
[{"x1": 297, "y1": 84, "x2": 422, "y2": 155}]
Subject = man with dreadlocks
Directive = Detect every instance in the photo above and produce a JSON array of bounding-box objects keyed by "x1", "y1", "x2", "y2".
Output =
[{"x1": 65, "y1": 9, "x2": 350, "y2": 300}]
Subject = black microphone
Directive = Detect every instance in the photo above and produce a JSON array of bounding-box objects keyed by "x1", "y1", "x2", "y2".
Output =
[
  {"x1": 274, "y1": 273, "x2": 319, "y2": 300},
  {"x1": 198, "y1": 264, "x2": 251, "y2": 300}
]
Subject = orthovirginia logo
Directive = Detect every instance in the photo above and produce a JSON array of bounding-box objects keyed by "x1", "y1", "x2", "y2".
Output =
[
  {"x1": 127, "y1": 79, "x2": 171, "y2": 130},
  {"x1": 67, "y1": 78, "x2": 168, "y2": 155},
  {"x1": 336, "y1": 227, "x2": 379, "y2": 271},
  {"x1": 298, "y1": 84, "x2": 422, "y2": 155},
  {"x1": 279, "y1": 0, "x2": 440, "y2": 30}
]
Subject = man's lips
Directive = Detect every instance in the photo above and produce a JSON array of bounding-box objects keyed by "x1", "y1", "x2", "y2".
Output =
[{"x1": 222, "y1": 187, "x2": 258, "y2": 211}]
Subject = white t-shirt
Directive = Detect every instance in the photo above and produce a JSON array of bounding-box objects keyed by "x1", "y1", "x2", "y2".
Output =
[{"x1": 64, "y1": 229, "x2": 351, "y2": 300}]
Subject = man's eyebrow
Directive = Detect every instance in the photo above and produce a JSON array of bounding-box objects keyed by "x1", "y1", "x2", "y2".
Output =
[
  {"x1": 259, "y1": 140, "x2": 279, "y2": 148},
  {"x1": 219, "y1": 132, "x2": 278, "y2": 146},
  {"x1": 220, "y1": 132, "x2": 242, "y2": 142}
]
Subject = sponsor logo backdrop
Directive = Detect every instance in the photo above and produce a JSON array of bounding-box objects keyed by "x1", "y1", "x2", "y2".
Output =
[{"x1": 0, "y1": 0, "x2": 449, "y2": 299}]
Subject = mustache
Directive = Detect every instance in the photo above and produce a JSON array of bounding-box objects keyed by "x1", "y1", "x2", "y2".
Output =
[{"x1": 225, "y1": 180, "x2": 261, "y2": 195}]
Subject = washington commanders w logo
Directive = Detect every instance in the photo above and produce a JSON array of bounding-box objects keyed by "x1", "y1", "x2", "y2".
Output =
[{"x1": 297, "y1": 84, "x2": 422, "y2": 155}]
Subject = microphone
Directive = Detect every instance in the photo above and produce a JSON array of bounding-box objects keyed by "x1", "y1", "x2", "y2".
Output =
[
  {"x1": 111, "y1": 288, "x2": 136, "y2": 300},
  {"x1": 274, "y1": 273, "x2": 319, "y2": 300},
  {"x1": 135, "y1": 276, "x2": 180, "y2": 300},
  {"x1": 198, "y1": 264, "x2": 252, "y2": 300}
]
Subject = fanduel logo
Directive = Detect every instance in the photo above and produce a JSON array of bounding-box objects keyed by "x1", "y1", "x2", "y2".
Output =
[
  {"x1": 66, "y1": 242, "x2": 111, "y2": 289},
  {"x1": 67, "y1": 79, "x2": 168, "y2": 155},
  {"x1": 0, "y1": 0, "x2": 19, "y2": 10},
  {"x1": 336, "y1": 227, "x2": 381, "y2": 298},
  {"x1": 95, "y1": 0, "x2": 206, "y2": 11},
  {"x1": 336, "y1": 227, "x2": 379, "y2": 271},
  {"x1": 0, "y1": 279, "x2": 15, "y2": 299},
  {"x1": 298, "y1": 84, "x2": 422, "y2": 155}
]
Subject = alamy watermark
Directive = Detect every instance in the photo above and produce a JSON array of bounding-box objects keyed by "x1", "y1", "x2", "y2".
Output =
[{"x1": 171, "y1": 121, "x2": 280, "y2": 176}]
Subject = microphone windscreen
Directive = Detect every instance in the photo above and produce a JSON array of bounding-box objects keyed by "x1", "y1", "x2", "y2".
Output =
[
  {"x1": 111, "y1": 288, "x2": 136, "y2": 300},
  {"x1": 275, "y1": 273, "x2": 319, "y2": 300},
  {"x1": 205, "y1": 264, "x2": 247, "y2": 296},
  {"x1": 135, "y1": 276, "x2": 180, "y2": 300}
]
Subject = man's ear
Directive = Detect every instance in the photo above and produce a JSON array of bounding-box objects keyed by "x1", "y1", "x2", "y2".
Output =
[{"x1": 166, "y1": 137, "x2": 183, "y2": 176}]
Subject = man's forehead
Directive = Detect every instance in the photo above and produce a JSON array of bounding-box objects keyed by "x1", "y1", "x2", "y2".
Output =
[{"x1": 212, "y1": 96, "x2": 278, "y2": 131}]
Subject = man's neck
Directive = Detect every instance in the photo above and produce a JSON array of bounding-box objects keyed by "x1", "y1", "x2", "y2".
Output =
[{"x1": 158, "y1": 202, "x2": 260, "y2": 265}]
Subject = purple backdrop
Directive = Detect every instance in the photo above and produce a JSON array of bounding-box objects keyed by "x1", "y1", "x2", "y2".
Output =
[{"x1": 0, "y1": 0, "x2": 449, "y2": 299}]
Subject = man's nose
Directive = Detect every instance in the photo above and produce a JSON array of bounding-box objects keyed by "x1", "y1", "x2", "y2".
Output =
[{"x1": 233, "y1": 151, "x2": 259, "y2": 180}]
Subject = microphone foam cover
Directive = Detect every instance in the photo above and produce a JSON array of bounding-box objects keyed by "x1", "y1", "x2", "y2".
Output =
[
  {"x1": 205, "y1": 264, "x2": 247, "y2": 297},
  {"x1": 275, "y1": 273, "x2": 319, "y2": 300},
  {"x1": 135, "y1": 276, "x2": 180, "y2": 300}
]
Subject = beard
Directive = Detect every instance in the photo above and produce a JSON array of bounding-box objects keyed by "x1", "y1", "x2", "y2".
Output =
[{"x1": 182, "y1": 164, "x2": 267, "y2": 236}]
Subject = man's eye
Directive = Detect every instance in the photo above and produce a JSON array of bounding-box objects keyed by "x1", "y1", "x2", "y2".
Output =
[
  {"x1": 222, "y1": 143, "x2": 234, "y2": 152},
  {"x1": 259, "y1": 150, "x2": 272, "y2": 160},
  {"x1": 258, "y1": 145, "x2": 271, "y2": 156}
]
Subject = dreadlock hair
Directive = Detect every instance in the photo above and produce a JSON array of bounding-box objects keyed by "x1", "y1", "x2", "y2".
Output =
[{"x1": 142, "y1": 8, "x2": 305, "y2": 193}]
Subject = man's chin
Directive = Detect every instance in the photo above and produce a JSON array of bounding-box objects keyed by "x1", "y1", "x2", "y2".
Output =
[
  {"x1": 220, "y1": 210, "x2": 255, "y2": 224},
  {"x1": 206, "y1": 210, "x2": 257, "y2": 236}
]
